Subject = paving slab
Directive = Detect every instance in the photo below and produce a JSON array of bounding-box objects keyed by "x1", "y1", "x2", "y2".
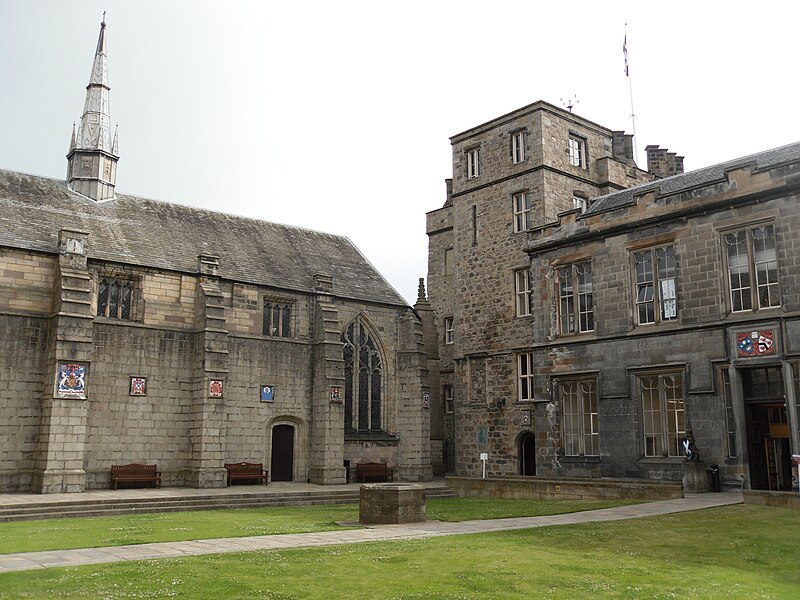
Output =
[{"x1": 0, "y1": 492, "x2": 743, "y2": 573}]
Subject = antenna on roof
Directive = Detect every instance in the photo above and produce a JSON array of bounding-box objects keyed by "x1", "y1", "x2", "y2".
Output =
[{"x1": 560, "y1": 95, "x2": 579, "y2": 113}]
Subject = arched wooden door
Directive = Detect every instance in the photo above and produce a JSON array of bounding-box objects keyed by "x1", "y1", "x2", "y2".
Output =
[{"x1": 270, "y1": 424, "x2": 295, "y2": 482}]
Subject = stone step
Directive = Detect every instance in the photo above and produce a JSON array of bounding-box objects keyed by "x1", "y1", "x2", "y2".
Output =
[{"x1": 0, "y1": 486, "x2": 456, "y2": 522}]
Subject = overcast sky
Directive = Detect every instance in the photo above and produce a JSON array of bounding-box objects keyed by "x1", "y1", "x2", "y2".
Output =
[{"x1": 1, "y1": 1, "x2": 798, "y2": 304}]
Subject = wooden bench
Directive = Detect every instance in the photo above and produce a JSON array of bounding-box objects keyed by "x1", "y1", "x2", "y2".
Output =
[
  {"x1": 224, "y1": 462, "x2": 268, "y2": 486},
  {"x1": 110, "y1": 463, "x2": 161, "y2": 489},
  {"x1": 356, "y1": 462, "x2": 394, "y2": 483}
]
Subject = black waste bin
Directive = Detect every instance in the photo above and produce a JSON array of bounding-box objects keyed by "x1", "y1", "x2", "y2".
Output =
[
  {"x1": 344, "y1": 459, "x2": 351, "y2": 484},
  {"x1": 707, "y1": 464, "x2": 720, "y2": 492}
]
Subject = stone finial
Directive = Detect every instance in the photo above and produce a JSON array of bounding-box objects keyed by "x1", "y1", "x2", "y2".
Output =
[
  {"x1": 198, "y1": 254, "x2": 220, "y2": 277},
  {"x1": 314, "y1": 274, "x2": 334, "y2": 293},
  {"x1": 417, "y1": 278, "x2": 427, "y2": 302}
]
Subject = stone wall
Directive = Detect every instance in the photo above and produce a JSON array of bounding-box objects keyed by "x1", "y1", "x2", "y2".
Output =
[
  {"x1": 0, "y1": 315, "x2": 47, "y2": 490},
  {"x1": 0, "y1": 242, "x2": 430, "y2": 492}
]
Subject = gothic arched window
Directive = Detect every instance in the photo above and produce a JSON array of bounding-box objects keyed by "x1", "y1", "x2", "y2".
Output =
[{"x1": 342, "y1": 319, "x2": 383, "y2": 433}]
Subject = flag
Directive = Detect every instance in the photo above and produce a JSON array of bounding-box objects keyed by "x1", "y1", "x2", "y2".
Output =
[{"x1": 623, "y1": 34, "x2": 629, "y2": 76}]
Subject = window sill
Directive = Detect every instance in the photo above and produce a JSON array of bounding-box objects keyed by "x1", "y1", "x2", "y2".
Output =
[
  {"x1": 637, "y1": 456, "x2": 685, "y2": 465},
  {"x1": 559, "y1": 455, "x2": 601, "y2": 464},
  {"x1": 344, "y1": 431, "x2": 398, "y2": 443}
]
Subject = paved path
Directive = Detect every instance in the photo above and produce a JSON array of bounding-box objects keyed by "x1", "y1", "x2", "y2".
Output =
[{"x1": 0, "y1": 492, "x2": 742, "y2": 574}]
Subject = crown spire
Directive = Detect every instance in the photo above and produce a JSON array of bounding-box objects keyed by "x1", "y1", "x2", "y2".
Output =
[{"x1": 67, "y1": 15, "x2": 118, "y2": 201}]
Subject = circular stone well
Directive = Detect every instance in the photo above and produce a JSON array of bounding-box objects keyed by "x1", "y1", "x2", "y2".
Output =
[{"x1": 359, "y1": 483, "x2": 426, "y2": 524}]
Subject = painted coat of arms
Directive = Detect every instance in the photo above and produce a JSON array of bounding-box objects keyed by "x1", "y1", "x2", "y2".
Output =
[
  {"x1": 209, "y1": 379, "x2": 224, "y2": 398},
  {"x1": 737, "y1": 330, "x2": 776, "y2": 357},
  {"x1": 57, "y1": 363, "x2": 87, "y2": 398}
]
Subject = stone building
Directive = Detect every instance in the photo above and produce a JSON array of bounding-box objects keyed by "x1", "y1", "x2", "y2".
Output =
[
  {"x1": 425, "y1": 101, "x2": 658, "y2": 475},
  {"x1": 426, "y1": 99, "x2": 800, "y2": 491},
  {"x1": 524, "y1": 142, "x2": 800, "y2": 490},
  {"x1": 0, "y1": 19, "x2": 431, "y2": 493}
]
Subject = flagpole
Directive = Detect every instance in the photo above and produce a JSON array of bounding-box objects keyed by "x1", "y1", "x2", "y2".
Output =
[{"x1": 624, "y1": 23, "x2": 639, "y2": 167}]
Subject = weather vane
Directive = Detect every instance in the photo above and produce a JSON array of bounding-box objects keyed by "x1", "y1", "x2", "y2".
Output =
[{"x1": 560, "y1": 95, "x2": 579, "y2": 113}]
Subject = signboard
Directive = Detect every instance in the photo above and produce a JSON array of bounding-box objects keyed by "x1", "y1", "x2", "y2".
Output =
[
  {"x1": 477, "y1": 427, "x2": 488, "y2": 445},
  {"x1": 260, "y1": 385, "x2": 274, "y2": 402},
  {"x1": 56, "y1": 363, "x2": 87, "y2": 399},
  {"x1": 423, "y1": 391, "x2": 430, "y2": 409}
]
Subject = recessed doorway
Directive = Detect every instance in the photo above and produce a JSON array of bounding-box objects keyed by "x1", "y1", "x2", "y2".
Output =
[
  {"x1": 270, "y1": 424, "x2": 295, "y2": 482},
  {"x1": 742, "y1": 367, "x2": 792, "y2": 491},
  {"x1": 519, "y1": 432, "x2": 536, "y2": 476}
]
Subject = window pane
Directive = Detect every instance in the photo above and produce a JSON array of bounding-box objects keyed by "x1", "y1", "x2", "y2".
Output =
[
  {"x1": 281, "y1": 305, "x2": 291, "y2": 337},
  {"x1": 641, "y1": 376, "x2": 662, "y2": 457},
  {"x1": 109, "y1": 281, "x2": 120, "y2": 319},
  {"x1": 581, "y1": 380, "x2": 599, "y2": 456},
  {"x1": 726, "y1": 231, "x2": 751, "y2": 312},
  {"x1": 664, "y1": 374, "x2": 685, "y2": 457},
  {"x1": 97, "y1": 279, "x2": 109, "y2": 317},
  {"x1": 561, "y1": 382, "x2": 579, "y2": 455}
]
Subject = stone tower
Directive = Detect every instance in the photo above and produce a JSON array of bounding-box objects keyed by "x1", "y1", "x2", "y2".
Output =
[{"x1": 66, "y1": 16, "x2": 119, "y2": 201}]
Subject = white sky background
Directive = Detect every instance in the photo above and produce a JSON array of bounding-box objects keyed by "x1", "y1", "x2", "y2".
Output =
[{"x1": 1, "y1": 0, "x2": 798, "y2": 304}]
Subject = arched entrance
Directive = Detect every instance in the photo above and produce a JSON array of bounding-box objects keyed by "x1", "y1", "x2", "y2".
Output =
[
  {"x1": 270, "y1": 424, "x2": 295, "y2": 482},
  {"x1": 519, "y1": 432, "x2": 536, "y2": 476}
]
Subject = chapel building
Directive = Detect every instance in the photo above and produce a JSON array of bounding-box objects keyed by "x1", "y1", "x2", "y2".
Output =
[{"x1": 0, "y1": 18, "x2": 432, "y2": 494}]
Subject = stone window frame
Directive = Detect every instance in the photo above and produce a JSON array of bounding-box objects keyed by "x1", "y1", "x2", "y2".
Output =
[
  {"x1": 444, "y1": 384, "x2": 454, "y2": 414},
  {"x1": 720, "y1": 367, "x2": 737, "y2": 459},
  {"x1": 568, "y1": 133, "x2": 587, "y2": 169},
  {"x1": 93, "y1": 269, "x2": 143, "y2": 322},
  {"x1": 517, "y1": 352, "x2": 535, "y2": 402},
  {"x1": 444, "y1": 316, "x2": 454, "y2": 344},
  {"x1": 510, "y1": 129, "x2": 527, "y2": 164},
  {"x1": 556, "y1": 260, "x2": 593, "y2": 335},
  {"x1": 512, "y1": 191, "x2": 532, "y2": 233},
  {"x1": 341, "y1": 317, "x2": 385, "y2": 433},
  {"x1": 466, "y1": 146, "x2": 481, "y2": 179},
  {"x1": 443, "y1": 248, "x2": 454, "y2": 276},
  {"x1": 720, "y1": 221, "x2": 781, "y2": 313},
  {"x1": 262, "y1": 294, "x2": 295, "y2": 338},
  {"x1": 554, "y1": 375, "x2": 599, "y2": 457},
  {"x1": 514, "y1": 268, "x2": 531, "y2": 317},
  {"x1": 630, "y1": 244, "x2": 678, "y2": 326},
  {"x1": 635, "y1": 368, "x2": 686, "y2": 458}
]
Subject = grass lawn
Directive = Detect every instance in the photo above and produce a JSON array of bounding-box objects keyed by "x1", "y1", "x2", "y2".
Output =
[
  {"x1": 0, "y1": 498, "x2": 634, "y2": 554},
  {"x1": 0, "y1": 505, "x2": 798, "y2": 598}
]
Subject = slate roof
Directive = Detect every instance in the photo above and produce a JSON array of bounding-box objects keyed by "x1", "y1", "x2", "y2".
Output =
[
  {"x1": 584, "y1": 141, "x2": 800, "y2": 216},
  {"x1": 0, "y1": 169, "x2": 408, "y2": 307}
]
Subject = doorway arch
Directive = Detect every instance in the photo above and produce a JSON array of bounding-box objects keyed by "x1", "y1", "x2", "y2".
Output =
[
  {"x1": 270, "y1": 424, "x2": 295, "y2": 482},
  {"x1": 519, "y1": 432, "x2": 536, "y2": 476}
]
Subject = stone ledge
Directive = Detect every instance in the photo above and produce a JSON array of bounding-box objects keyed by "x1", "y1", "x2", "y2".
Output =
[{"x1": 743, "y1": 489, "x2": 800, "y2": 509}]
